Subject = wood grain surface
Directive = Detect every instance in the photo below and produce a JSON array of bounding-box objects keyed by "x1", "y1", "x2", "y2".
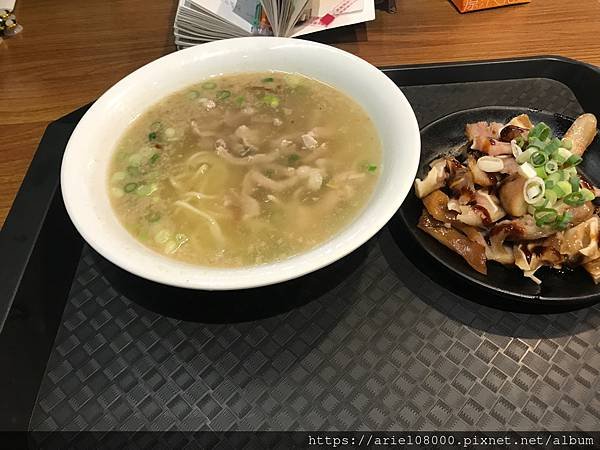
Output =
[{"x1": 2, "y1": 0, "x2": 600, "y2": 227}]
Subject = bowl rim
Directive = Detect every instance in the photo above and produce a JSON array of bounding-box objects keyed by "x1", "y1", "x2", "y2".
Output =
[{"x1": 61, "y1": 36, "x2": 421, "y2": 290}]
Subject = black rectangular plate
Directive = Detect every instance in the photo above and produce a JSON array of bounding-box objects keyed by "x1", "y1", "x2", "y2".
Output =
[{"x1": 2, "y1": 56, "x2": 600, "y2": 432}]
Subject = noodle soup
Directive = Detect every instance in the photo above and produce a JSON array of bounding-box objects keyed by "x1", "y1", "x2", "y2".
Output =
[{"x1": 108, "y1": 72, "x2": 381, "y2": 267}]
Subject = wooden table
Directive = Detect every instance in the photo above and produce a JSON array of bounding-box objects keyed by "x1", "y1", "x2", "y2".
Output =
[{"x1": 2, "y1": 0, "x2": 600, "y2": 227}]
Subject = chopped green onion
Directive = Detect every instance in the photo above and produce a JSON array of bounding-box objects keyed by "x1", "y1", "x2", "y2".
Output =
[
  {"x1": 148, "y1": 131, "x2": 158, "y2": 141},
  {"x1": 545, "y1": 179, "x2": 555, "y2": 189},
  {"x1": 262, "y1": 94, "x2": 280, "y2": 108},
  {"x1": 136, "y1": 183, "x2": 157, "y2": 196},
  {"x1": 188, "y1": 90, "x2": 199, "y2": 100},
  {"x1": 555, "y1": 147, "x2": 572, "y2": 164},
  {"x1": 515, "y1": 136, "x2": 526, "y2": 148},
  {"x1": 146, "y1": 211, "x2": 161, "y2": 222},
  {"x1": 555, "y1": 212, "x2": 573, "y2": 230},
  {"x1": 564, "y1": 191, "x2": 586, "y2": 207},
  {"x1": 564, "y1": 154, "x2": 583, "y2": 167},
  {"x1": 367, "y1": 164, "x2": 378, "y2": 173},
  {"x1": 545, "y1": 160, "x2": 558, "y2": 174},
  {"x1": 265, "y1": 169, "x2": 274, "y2": 178},
  {"x1": 534, "y1": 208, "x2": 558, "y2": 226},
  {"x1": 126, "y1": 166, "x2": 140, "y2": 177},
  {"x1": 202, "y1": 81, "x2": 216, "y2": 89},
  {"x1": 533, "y1": 197, "x2": 548, "y2": 208},
  {"x1": 552, "y1": 185, "x2": 565, "y2": 198},
  {"x1": 518, "y1": 162, "x2": 537, "y2": 178},
  {"x1": 529, "y1": 122, "x2": 551, "y2": 141},
  {"x1": 124, "y1": 182, "x2": 138, "y2": 193},
  {"x1": 128, "y1": 153, "x2": 143, "y2": 166},
  {"x1": 149, "y1": 153, "x2": 160, "y2": 164},
  {"x1": 262, "y1": 77, "x2": 274, "y2": 83},
  {"x1": 547, "y1": 172, "x2": 562, "y2": 185},
  {"x1": 556, "y1": 180, "x2": 573, "y2": 197},
  {"x1": 563, "y1": 166, "x2": 578, "y2": 178},
  {"x1": 561, "y1": 138, "x2": 573, "y2": 150},
  {"x1": 545, "y1": 189, "x2": 558, "y2": 207},
  {"x1": 523, "y1": 177, "x2": 545, "y2": 204},
  {"x1": 216, "y1": 90, "x2": 231, "y2": 100},
  {"x1": 527, "y1": 140, "x2": 544, "y2": 152},
  {"x1": 517, "y1": 148, "x2": 536, "y2": 164},
  {"x1": 581, "y1": 188, "x2": 596, "y2": 201},
  {"x1": 235, "y1": 95, "x2": 245, "y2": 106},
  {"x1": 570, "y1": 175, "x2": 580, "y2": 192},
  {"x1": 531, "y1": 151, "x2": 548, "y2": 167},
  {"x1": 535, "y1": 166, "x2": 547, "y2": 179},
  {"x1": 543, "y1": 138, "x2": 561, "y2": 155},
  {"x1": 287, "y1": 154, "x2": 300, "y2": 165}
]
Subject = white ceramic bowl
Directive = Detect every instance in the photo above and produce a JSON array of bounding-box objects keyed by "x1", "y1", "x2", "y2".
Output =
[{"x1": 61, "y1": 37, "x2": 420, "y2": 290}]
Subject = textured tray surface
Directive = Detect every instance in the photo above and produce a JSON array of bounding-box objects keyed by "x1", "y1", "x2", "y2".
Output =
[{"x1": 31, "y1": 78, "x2": 600, "y2": 431}]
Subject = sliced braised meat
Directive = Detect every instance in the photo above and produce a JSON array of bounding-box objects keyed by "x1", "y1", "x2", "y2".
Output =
[
  {"x1": 471, "y1": 136, "x2": 513, "y2": 156},
  {"x1": 498, "y1": 175, "x2": 528, "y2": 217},
  {"x1": 418, "y1": 211, "x2": 487, "y2": 274},
  {"x1": 422, "y1": 190, "x2": 457, "y2": 223}
]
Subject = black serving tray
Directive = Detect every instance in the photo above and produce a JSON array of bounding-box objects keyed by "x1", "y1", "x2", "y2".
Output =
[{"x1": 2, "y1": 56, "x2": 600, "y2": 432}]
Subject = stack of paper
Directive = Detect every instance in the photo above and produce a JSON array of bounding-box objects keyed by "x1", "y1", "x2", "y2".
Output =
[{"x1": 174, "y1": 0, "x2": 375, "y2": 49}]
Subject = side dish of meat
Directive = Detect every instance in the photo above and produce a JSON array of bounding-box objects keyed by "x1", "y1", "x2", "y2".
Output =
[{"x1": 414, "y1": 112, "x2": 600, "y2": 284}]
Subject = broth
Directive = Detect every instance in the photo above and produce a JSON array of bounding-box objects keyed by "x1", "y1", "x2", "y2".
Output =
[{"x1": 109, "y1": 72, "x2": 381, "y2": 267}]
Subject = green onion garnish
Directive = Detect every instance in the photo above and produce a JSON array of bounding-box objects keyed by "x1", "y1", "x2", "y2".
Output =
[
  {"x1": 555, "y1": 212, "x2": 573, "y2": 230},
  {"x1": 216, "y1": 90, "x2": 231, "y2": 100},
  {"x1": 235, "y1": 95, "x2": 245, "y2": 106},
  {"x1": 546, "y1": 172, "x2": 562, "y2": 185},
  {"x1": 564, "y1": 154, "x2": 583, "y2": 167},
  {"x1": 288, "y1": 154, "x2": 300, "y2": 165},
  {"x1": 545, "y1": 160, "x2": 558, "y2": 174},
  {"x1": 535, "y1": 166, "x2": 547, "y2": 179},
  {"x1": 124, "y1": 182, "x2": 138, "y2": 193},
  {"x1": 582, "y1": 188, "x2": 596, "y2": 201},
  {"x1": 262, "y1": 77, "x2": 274, "y2": 83},
  {"x1": 148, "y1": 131, "x2": 157, "y2": 141},
  {"x1": 127, "y1": 166, "x2": 141, "y2": 177},
  {"x1": 545, "y1": 189, "x2": 558, "y2": 206},
  {"x1": 136, "y1": 184, "x2": 156, "y2": 196},
  {"x1": 542, "y1": 138, "x2": 561, "y2": 155},
  {"x1": 263, "y1": 94, "x2": 280, "y2": 108},
  {"x1": 534, "y1": 207, "x2": 558, "y2": 226},
  {"x1": 570, "y1": 175, "x2": 580, "y2": 192},
  {"x1": 202, "y1": 81, "x2": 216, "y2": 89},
  {"x1": 367, "y1": 164, "x2": 378, "y2": 172},
  {"x1": 561, "y1": 138, "x2": 573, "y2": 150},
  {"x1": 149, "y1": 153, "x2": 160, "y2": 165},
  {"x1": 564, "y1": 191, "x2": 586, "y2": 207},
  {"x1": 515, "y1": 136, "x2": 525, "y2": 148},
  {"x1": 556, "y1": 180, "x2": 572, "y2": 197},
  {"x1": 529, "y1": 122, "x2": 551, "y2": 141},
  {"x1": 517, "y1": 148, "x2": 536, "y2": 164},
  {"x1": 531, "y1": 151, "x2": 548, "y2": 167}
]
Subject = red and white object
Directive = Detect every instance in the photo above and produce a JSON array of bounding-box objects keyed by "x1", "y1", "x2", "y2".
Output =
[{"x1": 318, "y1": 0, "x2": 361, "y2": 26}]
